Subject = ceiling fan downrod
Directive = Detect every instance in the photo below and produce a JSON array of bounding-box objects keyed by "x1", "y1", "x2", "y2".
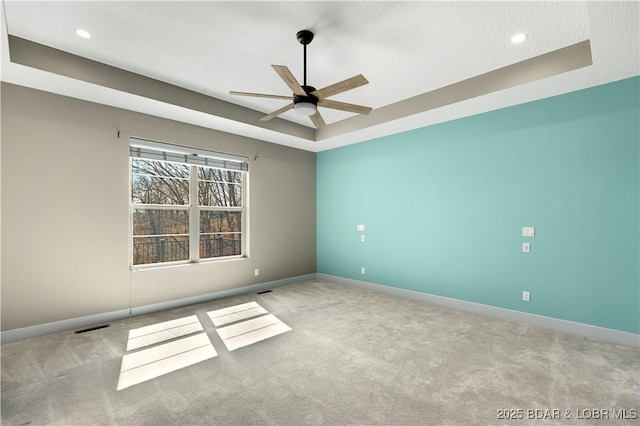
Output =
[{"x1": 296, "y1": 30, "x2": 314, "y2": 88}]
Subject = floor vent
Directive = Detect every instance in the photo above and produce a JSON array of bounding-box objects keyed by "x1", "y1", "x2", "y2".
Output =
[
  {"x1": 256, "y1": 290, "x2": 272, "y2": 294},
  {"x1": 74, "y1": 324, "x2": 110, "y2": 334}
]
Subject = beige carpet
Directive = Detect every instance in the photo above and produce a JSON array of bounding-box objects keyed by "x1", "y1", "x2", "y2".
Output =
[{"x1": 2, "y1": 280, "x2": 638, "y2": 425}]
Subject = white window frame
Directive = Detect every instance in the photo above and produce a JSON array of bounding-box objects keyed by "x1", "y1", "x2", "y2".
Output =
[{"x1": 129, "y1": 138, "x2": 248, "y2": 269}]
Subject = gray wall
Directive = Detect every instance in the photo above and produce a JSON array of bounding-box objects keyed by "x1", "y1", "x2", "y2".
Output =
[{"x1": 1, "y1": 82, "x2": 316, "y2": 331}]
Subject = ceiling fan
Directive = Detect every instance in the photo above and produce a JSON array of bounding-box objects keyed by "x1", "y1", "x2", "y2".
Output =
[{"x1": 230, "y1": 30, "x2": 372, "y2": 128}]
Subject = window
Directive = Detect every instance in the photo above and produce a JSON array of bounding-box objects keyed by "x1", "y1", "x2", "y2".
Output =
[{"x1": 129, "y1": 138, "x2": 248, "y2": 266}]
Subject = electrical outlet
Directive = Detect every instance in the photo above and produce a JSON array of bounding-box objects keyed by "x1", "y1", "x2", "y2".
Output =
[
  {"x1": 360, "y1": 266, "x2": 366, "y2": 274},
  {"x1": 522, "y1": 242, "x2": 531, "y2": 253},
  {"x1": 522, "y1": 291, "x2": 530, "y2": 302},
  {"x1": 360, "y1": 235, "x2": 365, "y2": 242},
  {"x1": 254, "y1": 269, "x2": 260, "y2": 276}
]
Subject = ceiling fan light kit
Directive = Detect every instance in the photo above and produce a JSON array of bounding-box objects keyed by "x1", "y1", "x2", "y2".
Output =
[
  {"x1": 293, "y1": 101, "x2": 317, "y2": 116},
  {"x1": 293, "y1": 83, "x2": 318, "y2": 116},
  {"x1": 230, "y1": 29, "x2": 372, "y2": 128}
]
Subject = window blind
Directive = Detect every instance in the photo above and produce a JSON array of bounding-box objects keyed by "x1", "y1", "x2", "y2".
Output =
[{"x1": 129, "y1": 137, "x2": 249, "y2": 172}]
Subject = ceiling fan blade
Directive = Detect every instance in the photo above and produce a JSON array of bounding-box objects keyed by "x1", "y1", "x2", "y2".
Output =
[
  {"x1": 311, "y1": 74, "x2": 369, "y2": 99},
  {"x1": 318, "y1": 99, "x2": 372, "y2": 115},
  {"x1": 309, "y1": 110, "x2": 326, "y2": 128},
  {"x1": 229, "y1": 91, "x2": 292, "y2": 100},
  {"x1": 272, "y1": 65, "x2": 307, "y2": 96},
  {"x1": 259, "y1": 103, "x2": 294, "y2": 122}
]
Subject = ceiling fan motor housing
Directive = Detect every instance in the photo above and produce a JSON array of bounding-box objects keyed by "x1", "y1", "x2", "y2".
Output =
[{"x1": 294, "y1": 85, "x2": 318, "y2": 106}]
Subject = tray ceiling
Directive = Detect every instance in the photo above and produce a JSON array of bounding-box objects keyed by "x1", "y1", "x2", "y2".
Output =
[{"x1": 1, "y1": 1, "x2": 638, "y2": 152}]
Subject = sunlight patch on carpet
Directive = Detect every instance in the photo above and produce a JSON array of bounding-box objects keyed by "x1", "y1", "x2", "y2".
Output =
[
  {"x1": 207, "y1": 301, "x2": 268, "y2": 327},
  {"x1": 117, "y1": 333, "x2": 216, "y2": 390},
  {"x1": 216, "y1": 313, "x2": 291, "y2": 351},
  {"x1": 126, "y1": 315, "x2": 203, "y2": 351}
]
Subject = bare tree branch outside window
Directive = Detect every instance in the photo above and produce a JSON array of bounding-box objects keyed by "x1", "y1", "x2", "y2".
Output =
[
  {"x1": 198, "y1": 167, "x2": 243, "y2": 259},
  {"x1": 131, "y1": 159, "x2": 244, "y2": 265}
]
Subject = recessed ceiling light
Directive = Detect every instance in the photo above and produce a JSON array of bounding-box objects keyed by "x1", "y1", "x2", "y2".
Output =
[
  {"x1": 511, "y1": 33, "x2": 527, "y2": 44},
  {"x1": 75, "y1": 29, "x2": 92, "y2": 39}
]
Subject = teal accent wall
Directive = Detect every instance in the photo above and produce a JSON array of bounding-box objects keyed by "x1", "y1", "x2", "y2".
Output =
[{"x1": 317, "y1": 77, "x2": 640, "y2": 334}]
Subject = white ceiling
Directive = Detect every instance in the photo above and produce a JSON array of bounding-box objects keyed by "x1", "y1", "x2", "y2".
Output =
[{"x1": 1, "y1": 1, "x2": 638, "y2": 152}]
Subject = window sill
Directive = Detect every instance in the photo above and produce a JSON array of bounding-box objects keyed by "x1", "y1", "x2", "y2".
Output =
[{"x1": 131, "y1": 255, "x2": 247, "y2": 271}]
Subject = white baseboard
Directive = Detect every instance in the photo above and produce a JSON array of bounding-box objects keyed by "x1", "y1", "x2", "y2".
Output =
[
  {"x1": 0, "y1": 309, "x2": 132, "y2": 345},
  {"x1": 317, "y1": 273, "x2": 640, "y2": 348},
  {"x1": 0, "y1": 274, "x2": 316, "y2": 344},
  {"x1": 5, "y1": 273, "x2": 636, "y2": 348}
]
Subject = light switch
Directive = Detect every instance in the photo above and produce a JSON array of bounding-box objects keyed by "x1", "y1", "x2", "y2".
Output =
[
  {"x1": 522, "y1": 226, "x2": 535, "y2": 237},
  {"x1": 357, "y1": 224, "x2": 365, "y2": 232},
  {"x1": 522, "y1": 242, "x2": 531, "y2": 253}
]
